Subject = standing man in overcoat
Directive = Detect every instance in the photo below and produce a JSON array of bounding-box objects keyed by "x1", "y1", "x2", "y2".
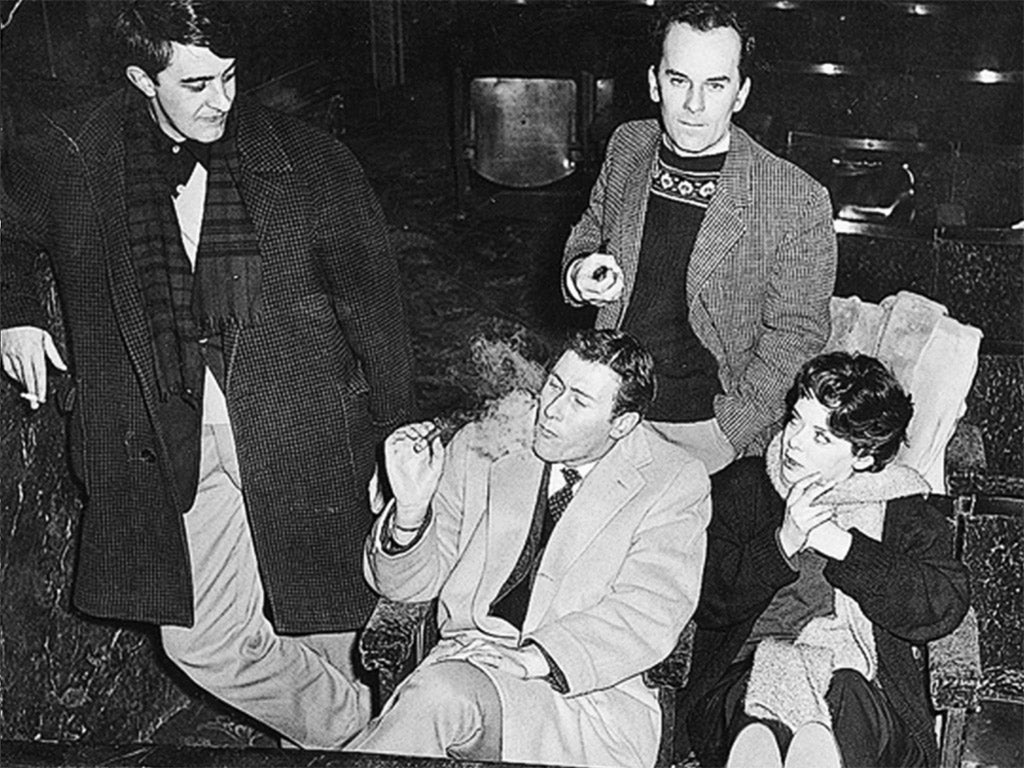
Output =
[
  {"x1": 0, "y1": 0, "x2": 412, "y2": 748},
  {"x1": 563, "y1": 1, "x2": 837, "y2": 474}
]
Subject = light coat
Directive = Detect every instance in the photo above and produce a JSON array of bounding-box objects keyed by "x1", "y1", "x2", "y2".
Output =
[
  {"x1": 563, "y1": 121, "x2": 837, "y2": 455},
  {"x1": 365, "y1": 410, "x2": 711, "y2": 767}
]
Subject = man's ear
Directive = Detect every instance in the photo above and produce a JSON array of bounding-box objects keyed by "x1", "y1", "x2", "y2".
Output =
[
  {"x1": 609, "y1": 410, "x2": 641, "y2": 440},
  {"x1": 852, "y1": 453, "x2": 875, "y2": 473},
  {"x1": 125, "y1": 65, "x2": 157, "y2": 98},
  {"x1": 647, "y1": 65, "x2": 661, "y2": 104},
  {"x1": 732, "y1": 75, "x2": 752, "y2": 115}
]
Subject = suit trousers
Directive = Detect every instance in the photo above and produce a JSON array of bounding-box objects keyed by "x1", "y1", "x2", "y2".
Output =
[
  {"x1": 160, "y1": 424, "x2": 372, "y2": 748},
  {"x1": 346, "y1": 660, "x2": 502, "y2": 760}
]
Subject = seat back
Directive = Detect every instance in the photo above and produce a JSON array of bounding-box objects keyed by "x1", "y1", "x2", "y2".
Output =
[
  {"x1": 960, "y1": 495, "x2": 1024, "y2": 704},
  {"x1": 468, "y1": 77, "x2": 579, "y2": 188},
  {"x1": 826, "y1": 291, "x2": 983, "y2": 492}
]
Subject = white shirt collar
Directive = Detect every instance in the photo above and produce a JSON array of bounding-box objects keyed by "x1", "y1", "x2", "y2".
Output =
[{"x1": 548, "y1": 460, "x2": 595, "y2": 493}]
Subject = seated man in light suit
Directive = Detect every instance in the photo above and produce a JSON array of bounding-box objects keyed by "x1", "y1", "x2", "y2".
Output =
[{"x1": 348, "y1": 329, "x2": 711, "y2": 768}]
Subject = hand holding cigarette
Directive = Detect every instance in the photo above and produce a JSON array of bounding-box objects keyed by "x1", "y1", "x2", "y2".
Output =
[
  {"x1": 383, "y1": 421, "x2": 445, "y2": 530},
  {"x1": 568, "y1": 250, "x2": 625, "y2": 307},
  {"x1": 1, "y1": 326, "x2": 67, "y2": 410}
]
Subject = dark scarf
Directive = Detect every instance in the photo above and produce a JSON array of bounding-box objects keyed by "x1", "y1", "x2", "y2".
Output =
[{"x1": 124, "y1": 93, "x2": 262, "y2": 401}]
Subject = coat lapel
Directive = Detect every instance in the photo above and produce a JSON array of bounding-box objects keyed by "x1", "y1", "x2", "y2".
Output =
[
  {"x1": 471, "y1": 447, "x2": 545, "y2": 618},
  {"x1": 688, "y1": 125, "x2": 751, "y2": 298},
  {"x1": 609, "y1": 130, "x2": 661, "y2": 329},
  {"x1": 534, "y1": 428, "x2": 651, "y2": 601},
  {"x1": 234, "y1": 99, "x2": 292, "y2": 243},
  {"x1": 686, "y1": 125, "x2": 752, "y2": 357},
  {"x1": 220, "y1": 99, "x2": 293, "y2": 376},
  {"x1": 78, "y1": 93, "x2": 162, "y2": 403}
]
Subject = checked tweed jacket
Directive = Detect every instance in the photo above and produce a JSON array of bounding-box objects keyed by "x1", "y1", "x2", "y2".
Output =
[
  {"x1": 2, "y1": 90, "x2": 413, "y2": 633},
  {"x1": 563, "y1": 121, "x2": 837, "y2": 456}
]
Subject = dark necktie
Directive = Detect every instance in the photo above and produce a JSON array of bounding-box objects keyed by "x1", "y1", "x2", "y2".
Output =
[
  {"x1": 489, "y1": 465, "x2": 581, "y2": 630},
  {"x1": 547, "y1": 467, "x2": 582, "y2": 524}
]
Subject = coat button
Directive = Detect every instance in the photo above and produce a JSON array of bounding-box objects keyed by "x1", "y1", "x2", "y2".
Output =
[{"x1": 140, "y1": 449, "x2": 157, "y2": 464}]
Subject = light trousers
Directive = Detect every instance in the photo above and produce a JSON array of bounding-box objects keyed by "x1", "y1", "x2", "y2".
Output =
[
  {"x1": 160, "y1": 424, "x2": 372, "y2": 749},
  {"x1": 347, "y1": 660, "x2": 502, "y2": 761}
]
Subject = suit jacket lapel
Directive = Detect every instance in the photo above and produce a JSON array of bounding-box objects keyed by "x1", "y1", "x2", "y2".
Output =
[
  {"x1": 612, "y1": 130, "x2": 661, "y2": 328},
  {"x1": 686, "y1": 125, "x2": 752, "y2": 358},
  {"x1": 687, "y1": 125, "x2": 750, "y2": 302}
]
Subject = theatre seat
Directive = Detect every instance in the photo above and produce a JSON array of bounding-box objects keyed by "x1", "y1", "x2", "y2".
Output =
[{"x1": 451, "y1": 69, "x2": 613, "y2": 216}]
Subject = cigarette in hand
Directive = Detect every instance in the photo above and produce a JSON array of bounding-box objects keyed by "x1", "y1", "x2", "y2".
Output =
[
  {"x1": 591, "y1": 238, "x2": 611, "y2": 282},
  {"x1": 20, "y1": 392, "x2": 40, "y2": 405},
  {"x1": 413, "y1": 423, "x2": 443, "y2": 452}
]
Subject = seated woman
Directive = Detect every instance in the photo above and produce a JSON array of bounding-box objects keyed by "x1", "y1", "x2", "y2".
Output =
[{"x1": 681, "y1": 351, "x2": 969, "y2": 768}]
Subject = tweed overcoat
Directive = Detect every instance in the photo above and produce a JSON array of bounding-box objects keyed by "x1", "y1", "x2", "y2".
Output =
[
  {"x1": 2, "y1": 90, "x2": 413, "y2": 633},
  {"x1": 563, "y1": 121, "x2": 837, "y2": 455},
  {"x1": 364, "y1": 410, "x2": 711, "y2": 768}
]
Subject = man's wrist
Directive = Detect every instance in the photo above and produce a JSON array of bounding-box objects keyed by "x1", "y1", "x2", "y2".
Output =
[
  {"x1": 381, "y1": 504, "x2": 432, "y2": 554},
  {"x1": 393, "y1": 503, "x2": 429, "y2": 531}
]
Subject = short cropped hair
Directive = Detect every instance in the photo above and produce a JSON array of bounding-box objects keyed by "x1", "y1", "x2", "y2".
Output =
[
  {"x1": 114, "y1": 0, "x2": 237, "y2": 78},
  {"x1": 651, "y1": 1, "x2": 756, "y2": 81},
  {"x1": 562, "y1": 330, "x2": 656, "y2": 418},
  {"x1": 785, "y1": 352, "x2": 914, "y2": 472}
]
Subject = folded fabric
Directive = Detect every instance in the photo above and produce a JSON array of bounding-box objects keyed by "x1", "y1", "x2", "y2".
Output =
[{"x1": 825, "y1": 291, "x2": 982, "y2": 492}]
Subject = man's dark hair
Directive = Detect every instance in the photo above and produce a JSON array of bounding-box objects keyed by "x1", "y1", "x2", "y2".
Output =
[
  {"x1": 651, "y1": 2, "x2": 756, "y2": 81},
  {"x1": 114, "y1": 0, "x2": 237, "y2": 78},
  {"x1": 785, "y1": 351, "x2": 914, "y2": 473},
  {"x1": 562, "y1": 330, "x2": 655, "y2": 418}
]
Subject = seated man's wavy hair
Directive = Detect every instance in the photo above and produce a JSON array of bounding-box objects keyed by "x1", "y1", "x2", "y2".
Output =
[
  {"x1": 563, "y1": 330, "x2": 656, "y2": 419},
  {"x1": 785, "y1": 351, "x2": 913, "y2": 472}
]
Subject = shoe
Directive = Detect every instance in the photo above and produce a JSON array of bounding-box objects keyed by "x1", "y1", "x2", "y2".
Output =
[
  {"x1": 785, "y1": 722, "x2": 842, "y2": 768},
  {"x1": 727, "y1": 722, "x2": 783, "y2": 768}
]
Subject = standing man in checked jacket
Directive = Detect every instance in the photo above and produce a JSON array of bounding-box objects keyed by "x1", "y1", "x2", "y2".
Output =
[
  {"x1": 563, "y1": 1, "x2": 837, "y2": 474},
  {"x1": 0, "y1": 0, "x2": 412, "y2": 748}
]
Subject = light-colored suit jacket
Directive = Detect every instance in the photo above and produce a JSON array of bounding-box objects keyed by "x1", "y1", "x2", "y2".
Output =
[
  {"x1": 364, "y1": 409, "x2": 711, "y2": 767},
  {"x1": 563, "y1": 121, "x2": 837, "y2": 455}
]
